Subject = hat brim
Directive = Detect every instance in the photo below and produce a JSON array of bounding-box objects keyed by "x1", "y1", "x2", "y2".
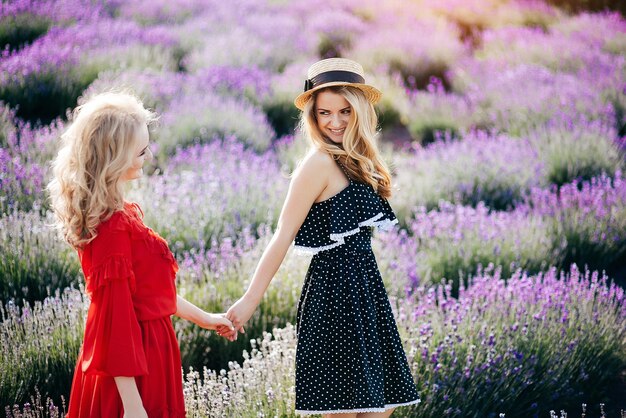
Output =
[{"x1": 294, "y1": 82, "x2": 382, "y2": 110}]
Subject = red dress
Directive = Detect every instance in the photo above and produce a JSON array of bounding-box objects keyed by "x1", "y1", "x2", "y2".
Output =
[{"x1": 67, "y1": 203, "x2": 186, "y2": 418}]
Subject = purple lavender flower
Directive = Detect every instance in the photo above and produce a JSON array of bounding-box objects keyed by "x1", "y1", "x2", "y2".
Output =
[
  {"x1": 0, "y1": 0, "x2": 104, "y2": 22},
  {"x1": 399, "y1": 265, "x2": 626, "y2": 417},
  {"x1": 477, "y1": 24, "x2": 619, "y2": 74},
  {"x1": 377, "y1": 201, "x2": 553, "y2": 293},
  {"x1": 527, "y1": 115, "x2": 624, "y2": 186},
  {"x1": 392, "y1": 130, "x2": 545, "y2": 214},
  {"x1": 85, "y1": 66, "x2": 271, "y2": 112},
  {"x1": 179, "y1": 5, "x2": 313, "y2": 72},
  {"x1": 450, "y1": 60, "x2": 619, "y2": 135},
  {"x1": 128, "y1": 136, "x2": 287, "y2": 253},
  {"x1": 405, "y1": 77, "x2": 476, "y2": 143},
  {"x1": 0, "y1": 114, "x2": 62, "y2": 212},
  {"x1": 157, "y1": 90, "x2": 275, "y2": 155},
  {"x1": 551, "y1": 12, "x2": 626, "y2": 55},
  {"x1": 0, "y1": 18, "x2": 179, "y2": 121},
  {"x1": 1, "y1": 19, "x2": 176, "y2": 85},
  {"x1": 349, "y1": 12, "x2": 467, "y2": 88},
  {"x1": 523, "y1": 171, "x2": 626, "y2": 271},
  {"x1": 0, "y1": 0, "x2": 104, "y2": 52}
]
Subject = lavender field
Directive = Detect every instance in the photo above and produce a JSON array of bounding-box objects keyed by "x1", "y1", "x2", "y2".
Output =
[{"x1": 1, "y1": 0, "x2": 626, "y2": 417}]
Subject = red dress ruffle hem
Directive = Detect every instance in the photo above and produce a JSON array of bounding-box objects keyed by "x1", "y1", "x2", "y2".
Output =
[{"x1": 66, "y1": 203, "x2": 185, "y2": 418}]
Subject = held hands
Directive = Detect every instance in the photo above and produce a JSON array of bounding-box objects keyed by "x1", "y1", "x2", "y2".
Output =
[
  {"x1": 226, "y1": 294, "x2": 258, "y2": 334},
  {"x1": 174, "y1": 296, "x2": 238, "y2": 341},
  {"x1": 202, "y1": 312, "x2": 238, "y2": 342}
]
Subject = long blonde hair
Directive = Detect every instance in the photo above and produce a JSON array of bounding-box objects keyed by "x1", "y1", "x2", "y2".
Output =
[
  {"x1": 48, "y1": 92, "x2": 156, "y2": 249},
  {"x1": 300, "y1": 86, "x2": 392, "y2": 198}
]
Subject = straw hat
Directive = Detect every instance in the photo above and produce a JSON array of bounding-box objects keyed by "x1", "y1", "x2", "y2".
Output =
[{"x1": 294, "y1": 58, "x2": 382, "y2": 110}]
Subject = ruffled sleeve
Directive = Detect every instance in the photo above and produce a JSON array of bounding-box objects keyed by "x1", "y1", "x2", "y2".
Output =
[
  {"x1": 80, "y1": 212, "x2": 148, "y2": 376},
  {"x1": 294, "y1": 183, "x2": 398, "y2": 255}
]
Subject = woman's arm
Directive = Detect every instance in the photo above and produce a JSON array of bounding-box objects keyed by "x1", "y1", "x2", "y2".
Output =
[
  {"x1": 114, "y1": 377, "x2": 148, "y2": 418},
  {"x1": 175, "y1": 295, "x2": 237, "y2": 340},
  {"x1": 226, "y1": 151, "x2": 331, "y2": 331}
]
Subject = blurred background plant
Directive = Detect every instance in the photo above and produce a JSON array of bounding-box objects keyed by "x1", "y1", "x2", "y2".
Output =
[{"x1": 2, "y1": 0, "x2": 625, "y2": 415}]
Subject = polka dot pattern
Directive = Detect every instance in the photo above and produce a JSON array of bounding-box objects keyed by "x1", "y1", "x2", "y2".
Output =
[
  {"x1": 294, "y1": 178, "x2": 398, "y2": 255},
  {"x1": 293, "y1": 173, "x2": 420, "y2": 415}
]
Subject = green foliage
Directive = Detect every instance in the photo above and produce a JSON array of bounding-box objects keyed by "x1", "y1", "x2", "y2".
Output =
[
  {"x1": 0, "y1": 103, "x2": 17, "y2": 148},
  {"x1": 1, "y1": 44, "x2": 178, "y2": 123},
  {"x1": 393, "y1": 268, "x2": 626, "y2": 418},
  {"x1": 391, "y1": 136, "x2": 545, "y2": 217},
  {"x1": 262, "y1": 100, "x2": 300, "y2": 138},
  {"x1": 0, "y1": 288, "x2": 86, "y2": 407},
  {"x1": 414, "y1": 208, "x2": 553, "y2": 293},
  {"x1": 544, "y1": 0, "x2": 626, "y2": 15},
  {"x1": 175, "y1": 237, "x2": 306, "y2": 372},
  {"x1": 155, "y1": 97, "x2": 274, "y2": 158},
  {"x1": 532, "y1": 123, "x2": 625, "y2": 187},
  {"x1": 0, "y1": 14, "x2": 51, "y2": 51},
  {"x1": 0, "y1": 211, "x2": 81, "y2": 305},
  {"x1": 0, "y1": 70, "x2": 92, "y2": 124}
]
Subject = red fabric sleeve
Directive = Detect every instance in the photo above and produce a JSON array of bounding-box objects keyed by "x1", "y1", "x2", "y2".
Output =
[{"x1": 81, "y1": 221, "x2": 147, "y2": 377}]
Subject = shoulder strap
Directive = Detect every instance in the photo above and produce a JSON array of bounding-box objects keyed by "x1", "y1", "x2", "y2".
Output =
[{"x1": 334, "y1": 158, "x2": 353, "y2": 183}]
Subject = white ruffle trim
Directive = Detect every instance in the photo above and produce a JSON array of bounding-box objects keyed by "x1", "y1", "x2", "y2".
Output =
[
  {"x1": 365, "y1": 217, "x2": 398, "y2": 231},
  {"x1": 294, "y1": 241, "x2": 345, "y2": 255},
  {"x1": 295, "y1": 398, "x2": 421, "y2": 415},
  {"x1": 294, "y1": 213, "x2": 398, "y2": 256}
]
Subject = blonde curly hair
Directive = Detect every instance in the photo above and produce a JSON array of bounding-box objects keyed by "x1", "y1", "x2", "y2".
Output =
[
  {"x1": 300, "y1": 85, "x2": 392, "y2": 199},
  {"x1": 48, "y1": 92, "x2": 156, "y2": 249}
]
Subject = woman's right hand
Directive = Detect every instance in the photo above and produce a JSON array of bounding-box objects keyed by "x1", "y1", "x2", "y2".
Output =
[
  {"x1": 226, "y1": 295, "x2": 259, "y2": 333},
  {"x1": 202, "y1": 313, "x2": 237, "y2": 341}
]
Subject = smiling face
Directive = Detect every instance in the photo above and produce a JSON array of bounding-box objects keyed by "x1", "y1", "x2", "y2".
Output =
[
  {"x1": 315, "y1": 89, "x2": 352, "y2": 144},
  {"x1": 121, "y1": 123, "x2": 152, "y2": 182}
]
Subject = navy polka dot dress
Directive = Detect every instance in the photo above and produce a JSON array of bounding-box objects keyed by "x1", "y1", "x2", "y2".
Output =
[{"x1": 293, "y1": 167, "x2": 420, "y2": 415}]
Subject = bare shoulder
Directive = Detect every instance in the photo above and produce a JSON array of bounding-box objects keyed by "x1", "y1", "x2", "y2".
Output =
[
  {"x1": 296, "y1": 148, "x2": 334, "y2": 177},
  {"x1": 289, "y1": 148, "x2": 332, "y2": 197}
]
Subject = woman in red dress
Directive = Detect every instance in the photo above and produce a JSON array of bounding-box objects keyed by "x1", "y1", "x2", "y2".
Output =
[{"x1": 48, "y1": 92, "x2": 236, "y2": 418}]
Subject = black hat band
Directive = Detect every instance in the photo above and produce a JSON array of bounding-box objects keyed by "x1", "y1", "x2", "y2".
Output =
[{"x1": 303, "y1": 70, "x2": 365, "y2": 92}]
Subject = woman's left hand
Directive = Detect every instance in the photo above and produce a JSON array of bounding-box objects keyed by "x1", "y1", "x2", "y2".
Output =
[
  {"x1": 202, "y1": 313, "x2": 237, "y2": 341},
  {"x1": 226, "y1": 295, "x2": 258, "y2": 333}
]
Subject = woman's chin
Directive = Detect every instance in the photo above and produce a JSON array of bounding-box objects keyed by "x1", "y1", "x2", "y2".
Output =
[
  {"x1": 122, "y1": 170, "x2": 143, "y2": 182},
  {"x1": 326, "y1": 135, "x2": 344, "y2": 144}
]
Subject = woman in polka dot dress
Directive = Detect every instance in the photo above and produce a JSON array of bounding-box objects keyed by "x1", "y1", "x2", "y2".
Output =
[{"x1": 226, "y1": 58, "x2": 420, "y2": 417}]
